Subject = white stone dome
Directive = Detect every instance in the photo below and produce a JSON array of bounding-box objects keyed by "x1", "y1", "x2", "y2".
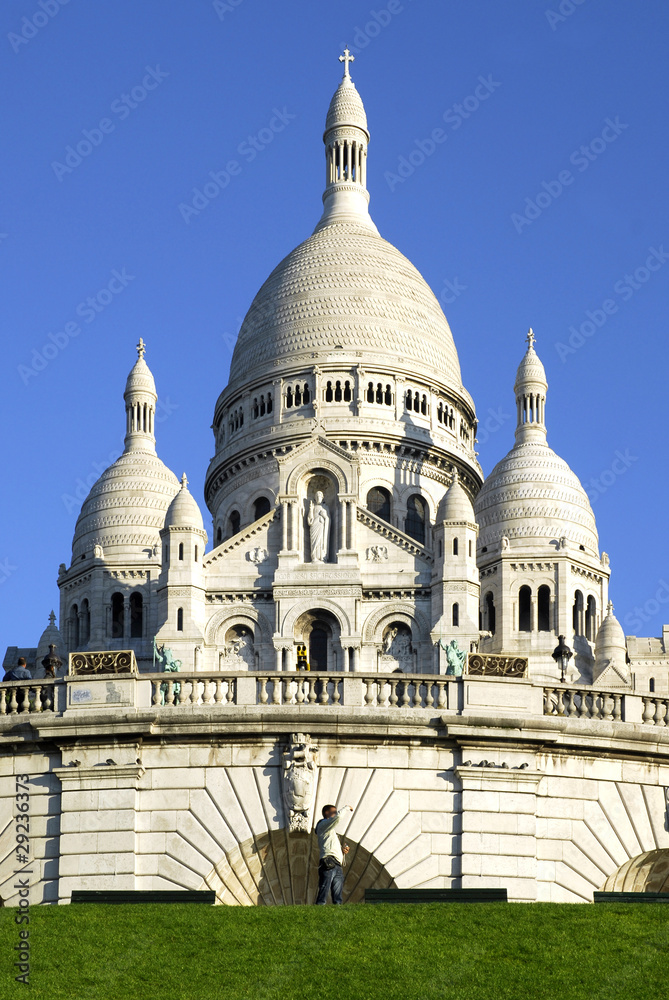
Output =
[
  {"x1": 227, "y1": 221, "x2": 465, "y2": 396},
  {"x1": 72, "y1": 452, "x2": 180, "y2": 561},
  {"x1": 439, "y1": 473, "x2": 475, "y2": 522},
  {"x1": 325, "y1": 76, "x2": 368, "y2": 135},
  {"x1": 475, "y1": 440, "x2": 599, "y2": 553},
  {"x1": 164, "y1": 475, "x2": 205, "y2": 532}
]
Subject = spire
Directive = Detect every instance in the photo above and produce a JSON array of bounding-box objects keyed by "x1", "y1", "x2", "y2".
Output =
[
  {"x1": 514, "y1": 328, "x2": 548, "y2": 445},
  {"x1": 123, "y1": 340, "x2": 158, "y2": 453},
  {"x1": 314, "y1": 50, "x2": 377, "y2": 233},
  {"x1": 180, "y1": 473, "x2": 188, "y2": 489}
]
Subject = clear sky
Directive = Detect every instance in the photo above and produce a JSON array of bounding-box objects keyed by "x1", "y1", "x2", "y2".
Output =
[{"x1": 1, "y1": 0, "x2": 668, "y2": 648}]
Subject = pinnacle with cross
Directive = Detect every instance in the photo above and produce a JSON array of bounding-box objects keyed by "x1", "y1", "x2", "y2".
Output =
[
  {"x1": 526, "y1": 328, "x2": 536, "y2": 350},
  {"x1": 339, "y1": 47, "x2": 354, "y2": 78},
  {"x1": 180, "y1": 473, "x2": 188, "y2": 489},
  {"x1": 136, "y1": 337, "x2": 146, "y2": 359}
]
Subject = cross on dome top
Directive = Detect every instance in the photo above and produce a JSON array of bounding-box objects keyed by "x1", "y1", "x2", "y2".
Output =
[
  {"x1": 526, "y1": 328, "x2": 536, "y2": 349},
  {"x1": 339, "y1": 46, "x2": 355, "y2": 78},
  {"x1": 136, "y1": 337, "x2": 146, "y2": 359}
]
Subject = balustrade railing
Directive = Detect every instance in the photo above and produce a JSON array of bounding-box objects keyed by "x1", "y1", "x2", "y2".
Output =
[
  {"x1": 641, "y1": 696, "x2": 669, "y2": 727},
  {"x1": 149, "y1": 674, "x2": 237, "y2": 707},
  {"x1": 257, "y1": 674, "x2": 342, "y2": 706},
  {"x1": 0, "y1": 679, "x2": 57, "y2": 715},
  {"x1": 543, "y1": 686, "x2": 624, "y2": 721}
]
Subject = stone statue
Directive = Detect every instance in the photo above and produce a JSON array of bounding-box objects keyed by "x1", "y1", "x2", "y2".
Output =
[
  {"x1": 381, "y1": 625, "x2": 413, "y2": 671},
  {"x1": 440, "y1": 638, "x2": 466, "y2": 676},
  {"x1": 282, "y1": 733, "x2": 318, "y2": 833},
  {"x1": 221, "y1": 628, "x2": 254, "y2": 669},
  {"x1": 307, "y1": 491, "x2": 330, "y2": 563}
]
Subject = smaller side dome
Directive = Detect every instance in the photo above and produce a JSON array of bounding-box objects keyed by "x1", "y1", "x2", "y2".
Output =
[
  {"x1": 35, "y1": 611, "x2": 65, "y2": 676},
  {"x1": 164, "y1": 474, "x2": 205, "y2": 532},
  {"x1": 514, "y1": 329, "x2": 547, "y2": 393},
  {"x1": 324, "y1": 55, "x2": 368, "y2": 137},
  {"x1": 439, "y1": 471, "x2": 475, "y2": 522},
  {"x1": 594, "y1": 601, "x2": 629, "y2": 685}
]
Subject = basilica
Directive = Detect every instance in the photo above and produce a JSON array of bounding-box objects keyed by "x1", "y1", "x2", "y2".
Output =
[{"x1": 3, "y1": 55, "x2": 669, "y2": 908}]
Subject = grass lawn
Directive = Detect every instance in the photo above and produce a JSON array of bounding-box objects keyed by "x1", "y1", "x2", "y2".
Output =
[{"x1": 0, "y1": 902, "x2": 667, "y2": 1000}]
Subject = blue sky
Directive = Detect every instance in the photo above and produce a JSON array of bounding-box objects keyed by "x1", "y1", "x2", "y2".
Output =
[{"x1": 1, "y1": 0, "x2": 668, "y2": 647}]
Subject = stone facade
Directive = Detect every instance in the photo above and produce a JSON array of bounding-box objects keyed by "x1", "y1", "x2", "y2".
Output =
[{"x1": 3, "y1": 56, "x2": 668, "y2": 906}]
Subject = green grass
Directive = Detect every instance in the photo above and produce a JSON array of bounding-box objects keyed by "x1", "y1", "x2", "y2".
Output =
[{"x1": 0, "y1": 902, "x2": 667, "y2": 1000}]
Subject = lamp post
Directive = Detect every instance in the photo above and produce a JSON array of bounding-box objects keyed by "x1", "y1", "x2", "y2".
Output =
[{"x1": 552, "y1": 634, "x2": 572, "y2": 683}]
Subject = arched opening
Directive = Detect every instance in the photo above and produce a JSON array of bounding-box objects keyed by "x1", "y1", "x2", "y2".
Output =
[
  {"x1": 216, "y1": 527, "x2": 222, "y2": 544},
  {"x1": 294, "y1": 609, "x2": 343, "y2": 672},
  {"x1": 111, "y1": 593, "x2": 124, "y2": 639},
  {"x1": 253, "y1": 496, "x2": 271, "y2": 520},
  {"x1": 81, "y1": 599, "x2": 90, "y2": 645},
  {"x1": 228, "y1": 510, "x2": 240, "y2": 538},
  {"x1": 537, "y1": 585, "x2": 551, "y2": 632},
  {"x1": 129, "y1": 592, "x2": 143, "y2": 639},
  {"x1": 178, "y1": 542, "x2": 184, "y2": 561},
  {"x1": 177, "y1": 607, "x2": 184, "y2": 632},
  {"x1": 201, "y1": 829, "x2": 396, "y2": 905},
  {"x1": 650, "y1": 677, "x2": 655, "y2": 693},
  {"x1": 518, "y1": 586, "x2": 532, "y2": 632},
  {"x1": 573, "y1": 590, "x2": 584, "y2": 635},
  {"x1": 585, "y1": 596, "x2": 597, "y2": 641},
  {"x1": 194, "y1": 545, "x2": 198, "y2": 562},
  {"x1": 366, "y1": 486, "x2": 391, "y2": 524},
  {"x1": 70, "y1": 604, "x2": 80, "y2": 648},
  {"x1": 452, "y1": 537, "x2": 459, "y2": 556},
  {"x1": 485, "y1": 592, "x2": 496, "y2": 634},
  {"x1": 219, "y1": 625, "x2": 255, "y2": 669},
  {"x1": 405, "y1": 495, "x2": 426, "y2": 545},
  {"x1": 452, "y1": 603, "x2": 459, "y2": 627}
]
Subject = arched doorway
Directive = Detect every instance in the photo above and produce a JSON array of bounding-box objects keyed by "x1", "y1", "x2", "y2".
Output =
[
  {"x1": 294, "y1": 609, "x2": 343, "y2": 671},
  {"x1": 200, "y1": 830, "x2": 396, "y2": 905},
  {"x1": 601, "y1": 849, "x2": 669, "y2": 893}
]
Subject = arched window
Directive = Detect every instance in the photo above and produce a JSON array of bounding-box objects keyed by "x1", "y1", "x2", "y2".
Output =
[
  {"x1": 585, "y1": 596, "x2": 597, "y2": 641},
  {"x1": 294, "y1": 384, "x2": 302, "y2": 406},
  {"x1": 335, "y1": 381, "x2": 342, "y2": 402},
  {"x1": 518, "y1": 586, "x2": 532, "y2": 632},
  {"x1": 367, "y1": 382, "x2": 375, "y2": 403},
  {"x1": 81, "y1": 599, "x2": 90, "y2": 644},
  {"x1": 485, "y1": 592, "x2": 496, "y2": 634},
  {"x1": 650, "y1": 677, "x2": 656, "y2": 693},
  {"x1": 253, "y1": 496, "x2": 271, "y2": 520},
  {"x1": 452, "y1": 603, "x2": 459, "y2": 627},
  {"x1": 70, "y1": 604, "x2": 80, "y2": 648},
  {"x1": 405, "y1": 494, "x2": 426, "y2": 544},
  {"x1": 538, "y1": 585, "x2": 551, "y2": 632},
  {"x1": 452, "y1": 537, "x2": 459, "y2": 556},
  {"x1": 421, "y1": 394, "x2": 427, "y2": 415},
  {"x1": 286, "y1": 387, "x2": 293, "y2": 408},
  {"x1": 405, "y1": 389, "x2": 413, "y2": 410},
  {"x1": 468, "y1": 539, "x2": 472, "y2": 557},
  {"x1": 367, "y1": 486, "x2": 391, "y2": 523},
  {"x1": 573, "y1": 590, "x2": 584, "y2": 635},
  {"x1": 228, "y1": 510, "x2": 240, "y2": 537},
  {"x1": 325, "y1": 381, "x2": 333, "y2": 402},
  {"x1": 178, "y1": 542, "x2": 184, "y2": 561},
  {"x1": 375, "y1": 383, "x2": 383, "y2": 404},
  {"x1": 129, "y1": 592, "x2": 143, "y2": 639},
  {"x1": 194, "y1": 545, "x2": 198, "y2": 562},
  {"x1": 177, "y1": 607, "x2": 183, "y2": 632},
  {"x1": 384, "y1": 385, "x2": 392, "y2": 406},
  {"x1": 267, "y1": 392, "x2": 273, "y2": 413},
  {"x1": 216, "y1": 527, "x2": 222, "y2": 544},
  {"x1": 111, "y1": 593, "x2": 124, "y2": 639},
  {"x1": 164, "y1": 544, "x2": 168, "y2": 562},
  {"x1": 302, "y1": 384, "x2": 310, "y2": 404}
]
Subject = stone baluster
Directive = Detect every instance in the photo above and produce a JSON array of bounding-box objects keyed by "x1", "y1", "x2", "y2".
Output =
[
  {"x1": 400, "y1": 679, "x2": 410, "y2": 708},
  {"x1": 212, "y1": 678, "x2": 224, "y2": 704},
  {"x1": 555, "y1": 688, "x2": 565, "y2": 716},
  {"x1": 295, "y1": 678, "x2": 305, "y2": 705},
  {"x1": 226, "y1": 679, "x2": 235, "y2": 704},
  {"x1": 259, "y1": 677, "x2": 269, "y2": 705},
  {"x1": 578, "y1": 690, "x2": 590, "y2": 718},
  {"x1": 424, "y1": 680, "x2": 434, "y2": 709},
  {"x1": 654, "y1": 699, "x2": 665, "y2": 726},
  {"x1": 364, "y1": 678, "x2": 375, "y2": 706},
  {"x1": 332, "y1": 678, "x2": 341, "y2": 705},
  {"x1": 318, "y1": 678, "x2": 329, "y2": 705},
  {"x1": 543, "y1": 687, "x2": 553, "y2": 715},
  {"x1": 307, "y1": 677, "x2": 318, "y2": 704},
  {"x1": 642, "y1": 696, "x2": 655, "y2": 724},
  {"x1": 272, "y1": 677, "x2": 282, "y2": 705},
  {"x1": 612, "y1": 693, "x2": 622, "y2": 722},
  {"x1": 189, "y1": 678, "x2": 199, "y2": 705},
  {"x1": 436, "y1": 680, "x2": 448, "y2": 710},
  {"x1": 389, "y1": 678, "x2": 399, "y2": 707},
  {"x1": 165, "y1": 680, "x2": 175, "y2": 706},
  {"x1": 151, "y1": 680, "x2": 161, "y2": 706},
  {"x1": 412, "y1": 680, "x2": 423, "y2": 709}
]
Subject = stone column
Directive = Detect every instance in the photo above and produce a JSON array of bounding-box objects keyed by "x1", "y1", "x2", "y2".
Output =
[
  {"x1": 281, "y1": 500, "x2": 288, "y2": 551},
  {"x1": 455, "y1": 764, "x2": 543, "y2": 902}
]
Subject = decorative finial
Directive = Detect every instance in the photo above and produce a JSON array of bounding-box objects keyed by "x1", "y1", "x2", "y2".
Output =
[
  {"x1": 180, "y1": 473, "x2": 188, "y2": 489},
  {"x1": 451, "y1": 468, "x2": 459, "y2": 484},
  {"x1": 136, "y1": 337, "x2": 146, "y2": 359},
  {"x1": 526, "y1": 328, "x2": 535, "y2": 349},
  {"x1": 607, "y1": 599, "x2": 614, "y2": 615},
  {"x1": 339, "y1": 46, "x2": 354, "y2": 78},
  {"x1": 48, "y1": 610, "x2": 56, "y2": 626}
]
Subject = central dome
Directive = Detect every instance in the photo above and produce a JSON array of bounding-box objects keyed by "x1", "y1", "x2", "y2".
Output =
[{"x1": 227, "y1": 220, "x2": 464, "y2": 394}]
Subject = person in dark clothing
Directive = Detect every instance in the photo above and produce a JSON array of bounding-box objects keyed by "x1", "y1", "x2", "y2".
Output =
[{"x1": 3, "y1": 657, "x2": 32, "y2": 681}]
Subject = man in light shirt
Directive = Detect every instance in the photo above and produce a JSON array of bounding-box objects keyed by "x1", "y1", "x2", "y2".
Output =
[{"x1": 314, "y1": 803, "x2": 352, "y2": 905}]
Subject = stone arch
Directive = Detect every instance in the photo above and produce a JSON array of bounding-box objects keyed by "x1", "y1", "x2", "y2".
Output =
[
  {"x1": 601, "y1": 849, "x2": 669, "y2": 893},
  {"x1": 199, "y1": 830, "x2": 396, "y2": 905},
  {"x1": 281, "y1": 598, "x2": 351, "y2": 638},
  {"x1": 362, "y1": 602, "x2": 431, "y2": 644},
  {"x1": 204, "y1": 606, "x2": 272, "y2": 647},
  {"x1": 285, "y1": 458, "x2": 349, "y2": 495},
  {"x1": 244, "y1": 489, "x2": 276, "y2": 524}
]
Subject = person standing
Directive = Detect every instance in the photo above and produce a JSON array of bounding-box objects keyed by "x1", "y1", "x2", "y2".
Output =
[
  {"x1": 3, "y1": 657, "x2": 32, "y2": 681},
  {"x1": 315, "y1": 803, "x2": 352, "y2": 905}
]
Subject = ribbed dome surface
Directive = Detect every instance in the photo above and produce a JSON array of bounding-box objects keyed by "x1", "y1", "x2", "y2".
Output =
[
  {"x1": 228, "y1": 222, "x2": 464, "y2": 392},
  {"x1": 165, "y1": 479, "x2": 205, "y2": 532},
  {"x1": 439, "y1": 476, "x2": 475, "y2": 522},
  {"x1": 72, "y1": 452, "x2": 180, "y2": 561},
  {"x1": 124, "y1": 356, "x2": 156, "y2": 397},
  {"x1": 595, "y1": 605, "x2": 626, "y2": 656},
  {"x1": 475, "y1": 441, "x2": 598, "y2": 553},
  {"x1": 325, "y1": 77, "x2": 368, "y2": 134},
  {"x1": 514, "y1": 346, "x2": 547, "y2": 390}
]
